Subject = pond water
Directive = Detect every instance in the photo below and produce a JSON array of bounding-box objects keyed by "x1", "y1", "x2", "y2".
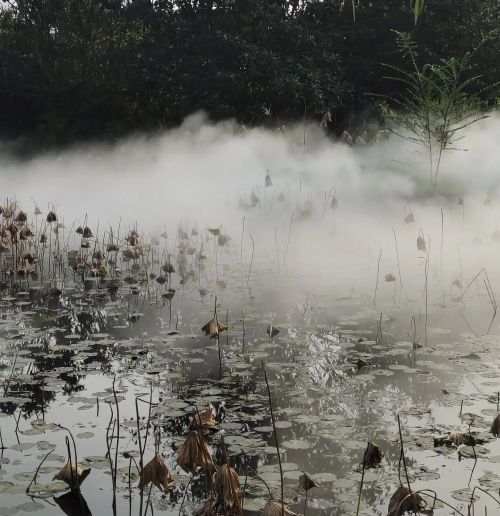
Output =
[{"x1": 1, "y1": 195, "x2": 500, "y2": 516}]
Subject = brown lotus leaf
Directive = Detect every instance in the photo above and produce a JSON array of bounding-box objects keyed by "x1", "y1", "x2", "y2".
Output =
[
  {"x1": 190, "y1": 408, "x2": 219, "y2": 430},
  {"x1": 297, "y1": 472, "x2": 318, "y2": 491},
  {"x1": 47, "y1": 211, "x2": 57, "y2": 223},
  {"x1": 385, "y1": 273, "x2": 396, "y2": 282},
  {"x1": 490, "y1": 414, "x2": 500, "y2": 437},
  {"x1": 208, "y1": 228, "x2": 221, "y2": 236},
  {"x1": 263, "y1": 500, "x2": 299, "y2": 516},
  {"x1": 202, "y1": 319, "x2": 226, "y2": 339},
  {"x1": 213, "y1": 463, "x2": 242, "y2": 511},
  {"x1": 266, "y1": 324, "x2": 280, "y2": 338},
  {"x1": 417, "y1": 236, "x2": 426, "y2": 252},
  {"x1": 53, "y1": 462, "x2": 91, "y2": 489},
  {"x1": 177, "y1": 431, "x2": 215, "y2": 475},
  {"x1": 138, "y1": 453, "x2": 174, "y2": 492},
  {"x1": 387, "y1": 486, "x2": 424, "y2": 516},
  {"x1": 357, "y1": 442, "x2": 383, "y2": 470}
]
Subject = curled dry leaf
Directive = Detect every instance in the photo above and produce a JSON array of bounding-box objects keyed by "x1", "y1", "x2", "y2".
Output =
[
  {"x1": 213, "y1": 463, "x2": 242, "y2": 511},
  {"x1": 490, "y1": 414, "x2": 500, "y2": 437},
  {"x1": 138, "y1": 453, "x2": 174, "y2": 491},
  {"x1": 202, "y1": 319, "x2": 226, "y2": 339},
  {"x1": 263, "y1": 500, "x2": 299, "y2": 516},
  {"x1": 266, "y1": 324, "x2": 280, "y2": 338},
  {"x1": 387, "y1": 486, "x2": 425, "y2": 516},
  {"x1": 177, "y1": 431, "x2": 215, "y2": 475},
  {"x1": 190, "y1": 408, "x2": 219, "y2": 431},
  {"x1": 297, "y1": 472, "x2": 318, "y2": 491},
  {"x1": 53, "y1": 462, "x2": 91, "y2": 489}
]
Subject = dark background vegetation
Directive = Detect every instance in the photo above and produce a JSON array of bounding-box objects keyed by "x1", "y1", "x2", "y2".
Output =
[{"x1": 0, "y1": 0, "x2": 499, "y2": 146}]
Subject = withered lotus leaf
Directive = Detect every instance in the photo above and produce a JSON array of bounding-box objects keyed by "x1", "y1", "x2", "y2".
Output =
[
  {"x1": 357, "y1": 442, "x2": 383, "y2": 470},
  {"x1": 490, "y1": 414, "x2": 500, "y2": 437},
  {"x1": 53, "y1": 462, "x2": 91, "y2": 489},
  {"x1": 138, "y1": 454, "x2": 174, "y2": 491},
  {"x1": 82, "y1": 227, "x2": 93, "y2": 238},
  {"x1": 194, "y1": 499, "x2": 217, "y2": 516},
  {"x1": 266, "y1": 324, "x2": 280, "y2": 338},
  {"x1": 213, "y1": 464, "x2": 242, "y2": 511},
  {"x1": 433, "y1": 431, "x2": 477, "y2": 447},
  {"x1": 385, "y1": 273, "x2": 396, "y2": 282},
  {"x1": 190, "y1": 408, "x2": 218, "y2": 430},
  {"x1": 202, "y1": 319, "x2": 226, "y2": 339},
  {"x1": 263, "y1": 500, "x2": 299, "y2": 516},
  {"x1": 47, "y1": 211, "x2": 57, "y2": 223},
  {"x1": 404, "y1": 212, "x2": 415, "y2": 224},
  {"x1": 208, "y1": 228, "x2": 221, "y2": 236},
  {"x1": 162, "y1": 262, "x2": 175, "y2": 274},
  {"x1": 417, "y1": 236, "x2": 426, "y2": 252},
  {"x1": 177, "y1": 431, "x2": 215, "y2": 475},
  {"x1": 297, "y1": 472, "x2": 318, "y2": 491},
  {"x1": 387, "y1": 486, "x2": 424, "y2": 516}
]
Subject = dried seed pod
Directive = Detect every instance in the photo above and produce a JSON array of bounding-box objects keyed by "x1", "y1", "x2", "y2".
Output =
[
  {"x1": 53, "y1": 462, "x2": 91, "y2": 489},
  {"x1": 47, "y1": 211, "x2": 57, "y2": 223},
  {"x1": 202, "y1": 319, "x2": 226, "y2": 339},
  {"x1": 176, "y1": 431, "x2": 215, "y2": 475},
  {"x1": 213, "y1": 463, "x2": 242, "y2": 511},
  {"x1": 387, "y1": 486, "x2": 424, "y2": 516},
  {"x1": 297, "y1": 472, "x2": 318, "y2": 491},
  {"x1": 138, "y1": 454, "x2": 174, "y2": 491}
]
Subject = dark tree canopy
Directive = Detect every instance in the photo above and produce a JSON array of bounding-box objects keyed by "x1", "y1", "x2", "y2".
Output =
[{"x1": 0, "y1": 0, "x2": 498, "y2": 145}]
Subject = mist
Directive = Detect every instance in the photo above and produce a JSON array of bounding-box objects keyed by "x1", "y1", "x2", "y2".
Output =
[{"x1": 2, "y1": 111, "x2": 500, "y2": 302}]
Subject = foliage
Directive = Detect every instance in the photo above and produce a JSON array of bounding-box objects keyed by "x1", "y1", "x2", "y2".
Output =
[
  {"x1": 380, "y1": 32, "x2": 494, "y2": 187},
  {"x1": 0, "y1": 0, "x2": 498, "y2": 146}
]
